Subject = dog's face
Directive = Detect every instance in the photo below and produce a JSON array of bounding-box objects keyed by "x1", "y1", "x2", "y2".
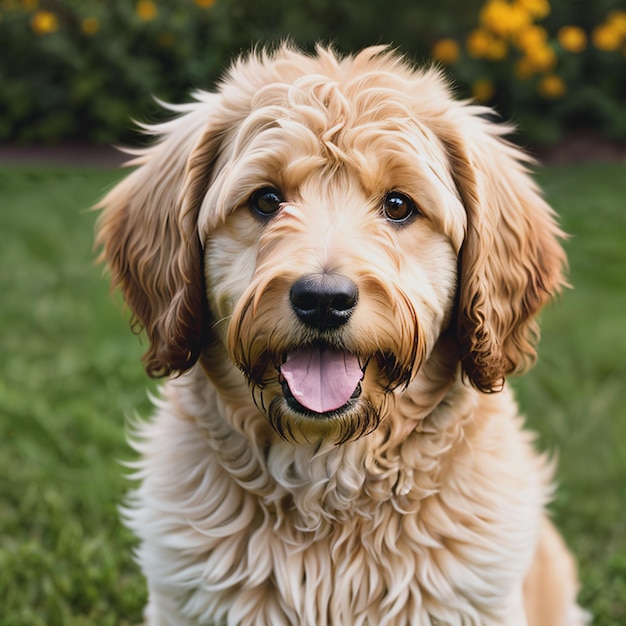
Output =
[
  {"x1": 97, "y1": 46, "x2": 566, "y2": 443},
  {"x1": 203, "y1": 95, "x2": 464, "y2": 442}
]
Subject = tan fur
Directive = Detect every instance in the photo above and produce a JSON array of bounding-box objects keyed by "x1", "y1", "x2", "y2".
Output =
[
  {"x1": 523, "y1": 518, "x2": 585, "y2": 626},
  {"x1": 97, "y1": 45, "x2": 586, "y2": 625}
]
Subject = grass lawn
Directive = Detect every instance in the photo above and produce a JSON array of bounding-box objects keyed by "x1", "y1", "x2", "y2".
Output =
[{"x1": 0, "y1": 162, "x2": 625, "y2": 624}]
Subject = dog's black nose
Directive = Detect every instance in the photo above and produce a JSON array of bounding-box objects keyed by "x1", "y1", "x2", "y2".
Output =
[{"x1": 290, "y1": 273, "x2": 358, "y2": 330}]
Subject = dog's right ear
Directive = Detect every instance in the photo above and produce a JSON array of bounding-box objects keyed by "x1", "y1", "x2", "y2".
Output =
[{"x1": 96, "y1": 97, "x2": 224, "y2": 377}]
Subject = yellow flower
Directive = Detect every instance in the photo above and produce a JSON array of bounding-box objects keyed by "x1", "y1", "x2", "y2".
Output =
[
  {"x1": 608, "y1": 11, "x2": 626, "y2": 37},
  {"x1": 526, "y1": 44, "x2": 557, "y2": 72},
  {"x1": 432, "y1": 38, "x2": 460, "y2": 64},
  {"x1": 136, "y1": 0, "x2": 157, "y2": 21},
  {"x1": 467, "y1": 29, "x2": 492, "y2": 58},
  {"x1": 485, "y1": 38, "x2": 508, "y2": 60},
  {"x1": 557, "y1": 26, "x2": 587, "y2": 53},
  {"x1": 472, "y1": 78, "x2": 496, "y2": 102},
  {"x1": 194, "y1": 0, "x2": 216, "y2": 7},
  {"x1": 480, "y1": 1, "x2": 506, "y2": 35},
  {"x1": 516, "y1": 0, "x2": 550, "y2": 20},
  {"x1": 31, "y1": 10, "x2": 58, "y2": 34},
  {"x1": 480, "y1": 0, "x2": 531, "y2": 38},
  {"x1": 505, "y1": 2, "x2": 532, "y2": 35},
  {"x1": 514, "y1": 24, "x2": 548, "y2": 53},
  {"x1": 592, "y1": 23, "x2": 622, "y2": 52},
  {"x1": 538, "y1": 74, "x2": 566, "y2": 99},
  {"x1": 81, "y1": 17, "x2": 100, "y2": 35}
]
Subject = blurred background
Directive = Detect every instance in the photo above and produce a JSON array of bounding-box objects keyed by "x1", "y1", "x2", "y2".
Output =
[
  {"x1": 2, "y1": 0, "x2": 626, "y2": 149},
  {"x1": 1, "y1": 1, "x2": 625, "y2": 625}
]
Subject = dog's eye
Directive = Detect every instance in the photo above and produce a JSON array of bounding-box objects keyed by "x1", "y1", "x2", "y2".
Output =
[
  {"x1": 383, "y1": 192, "x2": 417, "y2": 223},
  {"x1": 250, "y1": 187, "x2": 284, "y2": 217}
]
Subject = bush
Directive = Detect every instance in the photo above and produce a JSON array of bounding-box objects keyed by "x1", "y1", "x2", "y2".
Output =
[
  {"x1": 0, "y1": 0, "x2": 476, "y2": 144},
  {"x1": 1, "y1": 0, "x2": 625, "y2": 145},
  {"x1": 2, "y1": 0, "x2": 238, "y2": 143},
  {"x1": 432, "y1": 0, "x2": 626, "y2": 144}
]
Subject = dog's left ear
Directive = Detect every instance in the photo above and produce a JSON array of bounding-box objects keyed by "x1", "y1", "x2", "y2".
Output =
[
  {"x1": 96, "y1": 99, "x2": 224, "y2": 377},
  {"x1": 438, "y1": 106, "x2": 567, "y2": 392}
]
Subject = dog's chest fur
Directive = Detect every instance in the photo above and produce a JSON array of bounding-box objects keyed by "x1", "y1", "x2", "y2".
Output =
[{"x1": 125, "y1": 366, "x2": 549, "y2": 626}]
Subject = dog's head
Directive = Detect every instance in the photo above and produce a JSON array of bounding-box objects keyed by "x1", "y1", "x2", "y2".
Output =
[{"x1": 97, "y1": 45, "x2": 566, "y2": 442}]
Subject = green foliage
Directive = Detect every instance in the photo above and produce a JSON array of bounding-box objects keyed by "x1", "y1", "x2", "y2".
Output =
[
  {"x1": 3, "y1": 0, "x2": 480, "y2": 144},
  {"x1": 0, "y1": 162, "x2": 625, "y2": 622},
  {"x1": 3, "y1": 1, "x2": 626, "y2": 145},
  {"x1": 5, "y1": 0, "x2": 624, "y2": 145}
]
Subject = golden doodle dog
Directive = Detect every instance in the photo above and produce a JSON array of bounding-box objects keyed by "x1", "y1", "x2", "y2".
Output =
[{"x1": 97, "y1": 45, "x2": 588, "y2": 625}]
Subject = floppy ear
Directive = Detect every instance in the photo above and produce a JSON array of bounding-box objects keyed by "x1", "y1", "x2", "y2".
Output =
[
  {"x1": 96, "y1": 97, "x2": 223, "y2": 377},
  {"x1": 440, "y1": 107, "x2": 567, "y2": 392}
]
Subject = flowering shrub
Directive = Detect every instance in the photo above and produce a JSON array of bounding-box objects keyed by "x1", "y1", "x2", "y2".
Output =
[
  {"x1": 0, "y1": 0, "x2": 233, "y2": 143},
  {"x1": 432, "y1": 0, "x2": 626, "y2": 144},
  {"x1": 1, "y1": 0, "x2": 624, "y2": 145},
  {"x1": 2, "y1": 0, "x2": 483, "y2": 144}
]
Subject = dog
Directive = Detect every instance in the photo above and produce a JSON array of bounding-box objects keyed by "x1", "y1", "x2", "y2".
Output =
[{"x1": 96, "y1": 44, "x2": 587, "y2": 625}]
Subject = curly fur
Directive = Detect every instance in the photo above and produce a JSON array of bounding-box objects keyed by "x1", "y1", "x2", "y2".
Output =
[{"x1": 96, "y1": 44, "x2": 587, "y2": 625}]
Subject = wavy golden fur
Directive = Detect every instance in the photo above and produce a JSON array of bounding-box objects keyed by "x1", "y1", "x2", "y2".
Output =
[{"x1": 96, "y1": 45, "x2": 587, "y2": 625}]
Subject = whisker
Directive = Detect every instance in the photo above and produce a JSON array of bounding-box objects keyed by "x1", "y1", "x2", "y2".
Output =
[{"x1": 211, "y1": 314, "x2": 232, "y2": 330}]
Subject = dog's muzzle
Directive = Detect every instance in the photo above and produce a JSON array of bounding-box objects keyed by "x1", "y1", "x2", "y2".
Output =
[{"x1": 279, "y1": 273, "x2": 363, "y2": 416}]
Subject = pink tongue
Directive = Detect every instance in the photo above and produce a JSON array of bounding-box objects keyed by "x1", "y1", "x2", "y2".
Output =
[{"x1": 280, "y1": 348, "x2": 363, "y2": 413}]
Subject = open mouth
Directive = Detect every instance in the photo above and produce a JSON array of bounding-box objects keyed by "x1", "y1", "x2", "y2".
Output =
[{"x1": 279, "y1": 346, "x2": 365, "y2": 418}]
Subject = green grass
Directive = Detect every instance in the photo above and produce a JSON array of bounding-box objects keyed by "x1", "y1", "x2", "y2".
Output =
[{"x1": 0, "y1": 163, "x2": 625, "y2": 624}]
